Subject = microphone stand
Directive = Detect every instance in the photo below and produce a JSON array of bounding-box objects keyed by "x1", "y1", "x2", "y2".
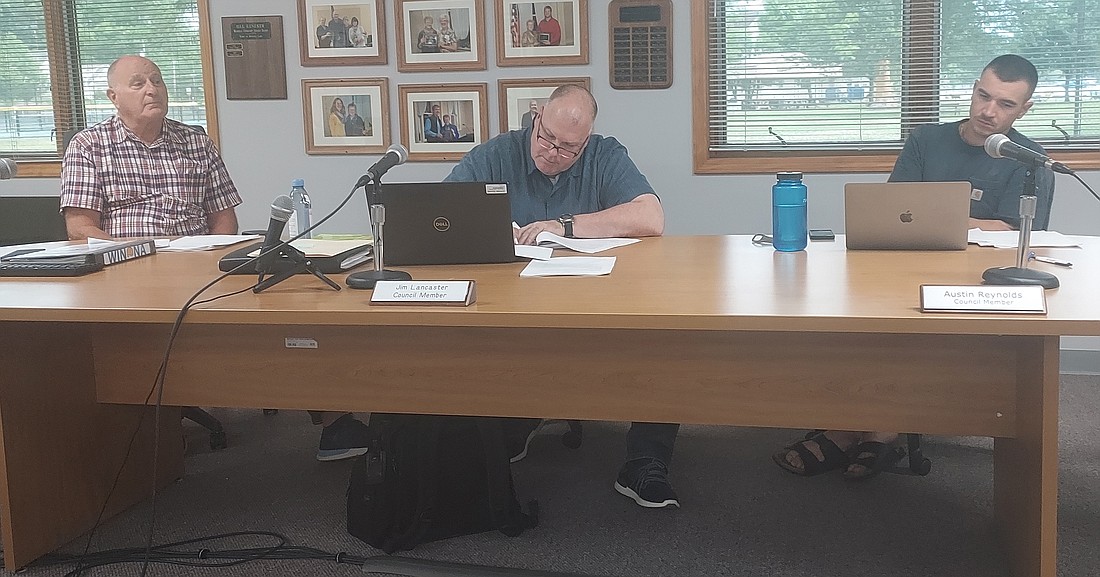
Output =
[
  {"x1": 981, "y1": 167, "x2": 1059, "y2": 289},
  {"x1": 346, "y1": 177, "x2": 412, "y2": 290},
  {"x1": 254, "y1": 242, "x2": 342, "y2": 294}
]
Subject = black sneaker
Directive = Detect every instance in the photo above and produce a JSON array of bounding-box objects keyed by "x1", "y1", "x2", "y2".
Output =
[
  {"x1": 614, "y1": 458, "x2": 680, "y2": 508},
  {"x1": 316, "y1": 413, "x2": 371, "y2": 462}
]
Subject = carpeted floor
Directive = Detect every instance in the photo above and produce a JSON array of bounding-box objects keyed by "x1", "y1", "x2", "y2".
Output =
[{"x1": 11, "y1": 375, "x2": 1100, "y2": 576}]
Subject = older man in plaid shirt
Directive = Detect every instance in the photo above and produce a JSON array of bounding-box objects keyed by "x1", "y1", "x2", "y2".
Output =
[{"x1": 61, "y1": 55, "x2": 241, "y2": 240}]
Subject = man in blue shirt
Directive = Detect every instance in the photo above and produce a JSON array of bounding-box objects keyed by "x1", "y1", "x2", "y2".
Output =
[
  {"x1": 774, "y1": 54, "x2": 1056, "y2": 481},
  {"x1": 445, "y1": 84, "x2": 678, "y2": 508}
]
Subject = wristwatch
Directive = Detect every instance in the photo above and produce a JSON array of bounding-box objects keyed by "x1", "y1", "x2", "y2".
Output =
[{"x1": 557, "y1": 214, "x2": 575, "y2": 238}]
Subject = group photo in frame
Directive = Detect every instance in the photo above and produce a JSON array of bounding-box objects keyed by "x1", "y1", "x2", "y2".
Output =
[
  {"x1": 395, "y1": 0, "x2": 486, "y2": 72},
  {"x1": 498, "y1": 77, "x2": 591, "y2": 133},
  {"x1": 298, "y1": 0, "x2": 387, "y2": 65},
  {"x1": 399, "y1": 83, "x2": 489, "y2": 161},
  {"x1": 303, "y1": 78, "x2": 390, "y2": 155},
  {"x1": 495, "y1": 0, "x2": 588, "y2": 66}
]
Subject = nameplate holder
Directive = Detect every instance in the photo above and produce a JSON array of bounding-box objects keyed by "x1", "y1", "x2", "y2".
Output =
[
  {"x1": 920, "y1": 285, "x2": 1046, "y2": 314},
  {"x1": 370, "y1": 280, "x2": 476, "y2": 306}
]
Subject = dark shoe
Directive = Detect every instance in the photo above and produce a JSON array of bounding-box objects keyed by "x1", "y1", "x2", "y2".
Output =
[
  {"x1": 842, "y1": 441, "x2": 905, "y2": 481},
  {"x1": 614, "y1": 458, "x2": 679, "y2": 508},
  {"x1": 316, "y1": 413, "x2": 371, "y2": 462},
  {"x1": 772, "y1": 431, "x2": 850, "y2": 477}
]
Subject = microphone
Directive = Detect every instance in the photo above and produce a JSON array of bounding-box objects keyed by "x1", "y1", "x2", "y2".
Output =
[
  {"x1": 984, "y1": 134, "x2": 1074, "y2": 175},
  {"x1": 356, "y1": 144, "x2": 409, "y2": 190},
  {"x1": 256, "y1": 195, "x2": 294, "y2": 272},
  {"x1": 0, "y1": 158, "x2": 16, "y2": 180}
]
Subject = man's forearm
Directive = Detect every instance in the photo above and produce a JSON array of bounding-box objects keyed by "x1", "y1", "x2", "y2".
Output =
[
  {"x1": 574, "y1": 193, "x2": 664, "y2": 239},
  {"x1": 206, "y1": 208, "x2": 239, "y2": 235}
]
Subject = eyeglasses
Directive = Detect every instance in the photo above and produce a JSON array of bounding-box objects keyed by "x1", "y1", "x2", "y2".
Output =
[{"x1": 534, "y1": 119, "x2": 586, "y2": 159}]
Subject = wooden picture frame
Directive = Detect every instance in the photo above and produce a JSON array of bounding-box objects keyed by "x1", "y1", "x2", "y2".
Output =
[
  {"x1": 298, "y1": 0, "x2": 387, "y2": 66},
  {"x1": 399, "y1": 83, "x2": 489, "y2": 161},
  {"x1": 497, "y1": 77, "x2": 591, "y2": 133},
  {"x1": 395, "y1": 0, "x2": 486, "y2": 72},
  {"x1": 303, "y1": 78, "x2": 390, "y2": 155},
  {"x1": 495, "y1": 0, "x2": 588, "y2": 66}
]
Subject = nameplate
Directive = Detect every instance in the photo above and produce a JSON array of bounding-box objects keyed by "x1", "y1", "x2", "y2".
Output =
[
  {"x1": 370, "y1": 281, "x2": 476, "y2": 306},
  {"x1": 920, "y1": 285, "x2": 1046, "y2": 314}
]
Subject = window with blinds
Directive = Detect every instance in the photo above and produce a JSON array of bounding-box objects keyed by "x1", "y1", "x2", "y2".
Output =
[
  {"x1": 695, "y1": 0, "x2": 1100, "y2": 173},
  {"x1": 0, "y1": 0, "x2": 208, "y2": 161}
]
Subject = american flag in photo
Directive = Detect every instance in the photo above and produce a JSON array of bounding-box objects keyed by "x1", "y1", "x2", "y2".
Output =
[{"x1": 510, "y1": 4, "x2": 520, "y2": 47}]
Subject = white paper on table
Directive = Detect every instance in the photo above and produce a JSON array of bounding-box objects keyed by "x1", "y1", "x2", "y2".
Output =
[
  {"x1": 510, "y1": 222, "x2": 639, "y2": 254},
  {"x1": 0, "y1": 240, "x2": 71, "y2": 259},
  {"x1": 514, "y1": 244, "x2": 553, "y2": 260},
  {"x1": 245, "y1": 238, "x2": 370, "y2": 258},
  {"x1": 158, "y1": 234, "x2": 261, "y2": 251},
  {"x1": 533, "y1": 231, "x2": 639, "y2": 254},
  {"x1": 967, "y1": 228, "x2": 1081, "y2": 249},
  {"x1": 519, "y1": 256, "x2": 616, "y2": 277}
]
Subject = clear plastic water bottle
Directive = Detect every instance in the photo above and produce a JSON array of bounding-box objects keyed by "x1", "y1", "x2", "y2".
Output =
[
  {"x1": 287, "y1": 179, "x2": 313, "y2": 239},
  {"x1": 772, "y1": 171, "x2": 807, "y2": 252}
]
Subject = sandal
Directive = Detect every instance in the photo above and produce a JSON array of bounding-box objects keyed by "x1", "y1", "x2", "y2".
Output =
[
  {"x1": 842, "y1": 441, "x2": 905, "y2": 481},
  {"x1": 772, "y1": 432, "x2": 850, "y2": 476}
]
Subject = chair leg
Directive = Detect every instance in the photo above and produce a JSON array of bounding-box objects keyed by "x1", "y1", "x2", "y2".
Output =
[{"x1": 181, "y1": 407, "x2": 227, "y2": 450}]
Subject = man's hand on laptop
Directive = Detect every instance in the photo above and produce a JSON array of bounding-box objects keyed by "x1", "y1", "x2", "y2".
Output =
[
  {"x1": 970, "y1": 217, "x2": 1014, "y2": 231},
  {"x1": 514, "y1": 220, "x2": 565, "y2": 245}
]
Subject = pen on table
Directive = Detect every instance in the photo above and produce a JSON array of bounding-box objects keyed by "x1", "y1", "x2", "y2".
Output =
[{"x1": 1028, "y1": 251, "x2": 1073, "y2": 268}]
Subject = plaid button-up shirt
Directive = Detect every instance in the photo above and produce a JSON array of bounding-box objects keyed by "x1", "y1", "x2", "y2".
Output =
[{"x1": 61, "y1": 116, "x2": 242, "y2": 238}]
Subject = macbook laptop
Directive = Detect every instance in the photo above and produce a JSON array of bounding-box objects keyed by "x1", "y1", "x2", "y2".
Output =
[
  {"x1": 377, "y1": 182, "x2": 515, "y2": 265},
  {"x1": 0, "y1": 196, "x2": 68, "y2": 246},
  {"x1": 844, "y1": 181, "x2": 971, "y2": 250}
]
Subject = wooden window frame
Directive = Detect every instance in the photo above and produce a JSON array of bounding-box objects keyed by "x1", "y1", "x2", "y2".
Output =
[
  {"x1": 690, "y1": 1, "x2": 1100, "y2": 175},
  {"x1": 15, "y1": 0, "x2": 219, "y2": 178}
]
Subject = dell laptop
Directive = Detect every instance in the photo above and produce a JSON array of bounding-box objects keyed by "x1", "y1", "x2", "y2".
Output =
[
  {"x1": 377, "y1": 182, "x2": 515, "y2": 266},
  {"x1": 0, "y1": 196, "x2": 68, "y2": 246},
  {"x1": 844, "y1": 182, "x2": 972, "y2": 250}
]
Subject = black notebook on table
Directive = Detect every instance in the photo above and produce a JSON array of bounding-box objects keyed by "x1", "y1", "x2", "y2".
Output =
[{"x1": 218, "y1": 240, "x2": 373, "y2": 275}]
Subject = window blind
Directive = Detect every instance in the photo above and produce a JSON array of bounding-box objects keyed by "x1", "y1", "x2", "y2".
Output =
[
  {"x1": 706, "y1": 0, "x2": 1100, "y2": 153},
  {"x1": 0, "y1": 0, "x2": 206, "y2": 158}
]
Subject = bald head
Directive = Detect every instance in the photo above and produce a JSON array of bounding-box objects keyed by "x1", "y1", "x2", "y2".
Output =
[
  {"x1": 107, "y1": 55, "x2": 161, "y2": 89},
  {"x1": 105, "y1": 55, "x2": 169, "y2": 142},
  {"x1": 543, "y1": 84, "x2": 598, "y2": 128}
]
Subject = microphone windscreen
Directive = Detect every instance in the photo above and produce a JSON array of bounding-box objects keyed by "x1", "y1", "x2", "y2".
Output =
[
  {"x1": 0, "y1": 158, "x2": 16, "y2": 180},
  {"x1": 984, "y1": 133, "x2": 1009, "y2": 159},
  {"x1": 389, "y1": 143, "x2": 409, "y2": 164},
  {"x1": 270, "y1": 195, "x2": 294, "y2": 222}
]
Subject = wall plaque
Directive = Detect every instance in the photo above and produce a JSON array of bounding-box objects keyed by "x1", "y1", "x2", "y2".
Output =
[{"x1": 221, "y1": 16, "x2": 288, "y2": 100}]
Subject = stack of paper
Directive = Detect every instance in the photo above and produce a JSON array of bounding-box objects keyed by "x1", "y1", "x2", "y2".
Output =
[{"x1": 967, "y1": 229, "x2": 1081, "y2": 249}]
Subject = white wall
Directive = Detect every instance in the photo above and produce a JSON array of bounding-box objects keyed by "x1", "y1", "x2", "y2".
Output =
[{"x1": 6, "y1": 0, "x2": 1100, "y2": 367}]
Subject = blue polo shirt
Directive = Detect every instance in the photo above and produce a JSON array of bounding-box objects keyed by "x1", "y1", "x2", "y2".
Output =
[{"x1": 444, "y1": 127, "x2": 655, "y2": 226}]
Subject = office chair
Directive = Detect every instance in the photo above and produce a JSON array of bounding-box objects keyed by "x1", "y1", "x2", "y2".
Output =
[{"x1": 2, "y1": 199, "x2": 230, "y2": 451}]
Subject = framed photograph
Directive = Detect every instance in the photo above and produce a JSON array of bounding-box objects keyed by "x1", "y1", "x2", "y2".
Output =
[
  {"x1": 498, "y1": 77, "x2": 591, "y2": 133},
  {"x1": 399, "y1": 83, "x2": 489, "y2": 161},
  {"x1": 303, "y1": 78, "x2": 391, "y2": 155},
  {"x1": 495, "y1": 0, "x2": 588, "y2": 66},
  {"x1": 395, "y1": 0, "x2": 486, "y2": 72},
  {"x1": 298, "y1": 0, "x2": 387, "y2": 66}
]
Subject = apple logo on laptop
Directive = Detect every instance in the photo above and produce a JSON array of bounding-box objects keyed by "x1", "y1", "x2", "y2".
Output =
[
  {"x1": 899, "y1": 210, "x2": 914, "y2": 223},
  {"x1": 433, "y1": 217, "x2": 450, "y2": 232}
]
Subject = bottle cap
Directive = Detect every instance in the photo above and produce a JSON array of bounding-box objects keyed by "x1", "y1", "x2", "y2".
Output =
[
  {"x1": 776, "y1": 171, "x2": 802, "y2": 180},
  {"x1": 291, "y1": 178, "x2": 305, "y2": 187}
]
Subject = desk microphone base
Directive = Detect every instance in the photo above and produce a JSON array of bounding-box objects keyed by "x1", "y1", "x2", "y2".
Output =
[
  {"x1": 982, "y1": 266, "x2": 1059, "y2": 289},
  {"x1": 346, "y1": 269, "x2": 412, "y2": 290}
]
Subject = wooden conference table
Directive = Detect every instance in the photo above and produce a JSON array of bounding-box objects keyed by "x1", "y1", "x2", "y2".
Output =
[{"x1": 2, "y1": 235, "x2": 1100, "y2": 575}]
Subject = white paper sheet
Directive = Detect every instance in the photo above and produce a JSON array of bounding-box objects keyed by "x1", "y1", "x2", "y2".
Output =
[
  {"x1": 967, "y1": 229, "x2": 1081, "y2": 249},
  {"x1": 158, "y1": 234, "x2": 261, "y2": 252},
  {"x1": 533, "y1": 231, "x2": 640, "y2": 254},
  {"x1": 514, "y1": 244, "x2": 554, "y2": 260},
  {"x1": 519, "y1": 256, "x2": 616, "y2": 277}
]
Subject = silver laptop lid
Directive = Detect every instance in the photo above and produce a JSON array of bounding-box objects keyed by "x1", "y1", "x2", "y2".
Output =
[{"x1": 844, "y1": 181, "x2": 971, "y2": 250}]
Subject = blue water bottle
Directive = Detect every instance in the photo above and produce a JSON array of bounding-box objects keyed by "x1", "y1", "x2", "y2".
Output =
[
  {"x1": 288, "y1": 179, "x2": 313, "y2": 239},
  {"x1": 772, "y1": 171, "x2": 807, "y2": 252}
]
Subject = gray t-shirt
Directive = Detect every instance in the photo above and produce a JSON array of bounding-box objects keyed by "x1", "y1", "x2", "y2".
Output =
[
  {"x1": 444, "y1": 126, "x2": 655, "y2": 226},
  {"x1": 888, "y1": 120, "x2": 1054, "y2": 230}
]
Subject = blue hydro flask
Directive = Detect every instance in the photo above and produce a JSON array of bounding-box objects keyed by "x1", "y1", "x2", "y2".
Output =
[{"x1": 772, "y1": 171, "x2": 807, "y2": 252}]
